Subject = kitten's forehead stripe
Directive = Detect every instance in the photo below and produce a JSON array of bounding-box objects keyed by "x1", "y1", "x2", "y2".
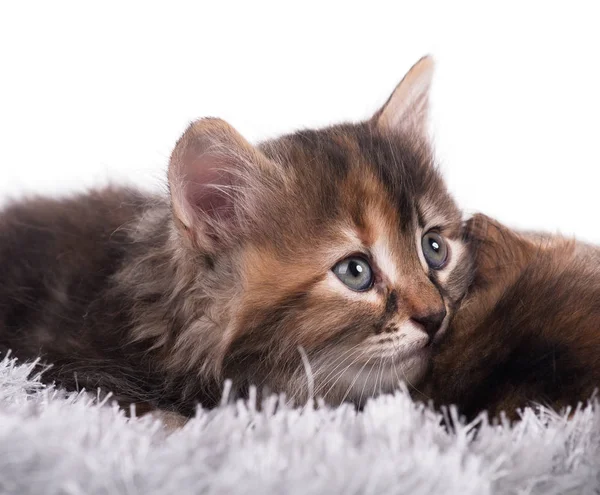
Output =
[
  {"x1": 370, "y1": 235, "x2": 403, "y2": 286},
  {"x1": 262, "y1": 123, "x2": 463, "y2": 244},
  {"x1": 290, "y1": 130, "x2": 351, "y2": 180}
]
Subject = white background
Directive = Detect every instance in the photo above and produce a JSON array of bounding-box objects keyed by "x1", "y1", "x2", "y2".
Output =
[{"x1": 1, "y1": 2, "x2": 599, "y2": 241}]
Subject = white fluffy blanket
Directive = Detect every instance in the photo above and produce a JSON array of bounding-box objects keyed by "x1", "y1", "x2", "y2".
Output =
[{"x1": 1, "y1": 355, "x2": 599, "y2": 495}]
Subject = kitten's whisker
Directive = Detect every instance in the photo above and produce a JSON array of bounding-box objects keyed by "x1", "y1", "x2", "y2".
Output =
[
  {"x1": 320, "y1": 348, "x2": 369, "y2": 400},
  {"x1": 376, "y1": 355, "x2": 386, "y2": 395},
  {"x1": 309, "y1": 344, "x2": 361, "y2": 385},
  {"x1": 312, "y1": 342, "x2": 365, "y2": 388},
  {"x1": 391, "y1": 349, "x2": 404, "y2": 391},
  {"x1": 313, "y1": 346, "x2": 365, "y2": 398},
  {"x1": 340, "y1": 355, "x2": 372, "y2": 405},
  {"x1": 391, "y1": 340, "x2": 430, "y2": 400},
  {"x1": 297, "y1": 346, "x2": 314, "y2": 405},
  {"x1": 358, "y1": 355, "x2": 376, "y2": 406}
]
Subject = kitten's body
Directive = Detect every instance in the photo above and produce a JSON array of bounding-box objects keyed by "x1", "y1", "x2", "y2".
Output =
[
  {"x1": 0, "y1": 188, "x2": 221, "y2": 413},
  {"x1": 0, "y1": 58, "x2": 473, "y2": 415},
  {"x1": 422, "y1": 214, "x2": 600, "y2": 420}
]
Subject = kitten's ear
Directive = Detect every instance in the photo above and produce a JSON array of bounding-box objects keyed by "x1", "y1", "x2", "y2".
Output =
[
  {"x1": 168, "y1": 118, "x2": 265, "y2": 250},
  {"x1": 373, "y1": 55, "x2": 434, "y2": 136},
  {"x1": 465, "y1": 213, "x2": 537, "y2": 285}
]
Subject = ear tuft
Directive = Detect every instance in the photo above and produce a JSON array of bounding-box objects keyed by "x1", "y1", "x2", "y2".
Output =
[
  {"x1": 373, "y1": 55, "x2": 435, "y2": 137},
  {"x1": 168, "y1": 118, "x2": 258, "y2": 249}
]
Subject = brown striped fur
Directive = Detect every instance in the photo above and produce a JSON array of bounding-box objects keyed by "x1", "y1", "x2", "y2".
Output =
[
  {"x1": 0, "y1": 57, "x2": 472, "y2": 415},
  {"x1": 421, "y1": 214, "x2": 600, "y2": 420}
]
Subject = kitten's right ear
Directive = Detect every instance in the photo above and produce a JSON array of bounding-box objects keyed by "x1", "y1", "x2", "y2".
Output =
[
  {"x1": 372, "y1": 55, "x2": 435, "y2": 137},
  {"x1": 465, "y1": 213, "x2": 537, "y2": 284},
  {"x1": 168, "y1": 118, "x2": 265, "y2": 251}
]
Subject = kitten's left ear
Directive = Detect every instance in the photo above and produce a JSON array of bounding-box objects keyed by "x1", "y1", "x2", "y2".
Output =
[
  {"x1": 372, "y1": 55, "x2": 434, "y2": 137},
  {"x1": 168, "y1": 118, "x2": 272, "y2": 251}
]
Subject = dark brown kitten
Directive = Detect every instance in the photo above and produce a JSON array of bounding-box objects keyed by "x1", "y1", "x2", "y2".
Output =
[
  {"x1": 0, "y1": 57, "x2": 472, "y2": 415},
  {"x1": 421, "y1": 214, "x2": 600, "y2": 421}
]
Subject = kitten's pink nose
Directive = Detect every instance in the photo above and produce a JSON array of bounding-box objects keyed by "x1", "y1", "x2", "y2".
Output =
[{"x1": 411, "y1": 308, "x2": 446, "y2": 339}]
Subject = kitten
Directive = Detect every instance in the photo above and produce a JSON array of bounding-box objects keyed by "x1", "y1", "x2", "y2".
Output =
[
  {"x1": 421, "y1": 214, "x2": 600, "y2": 421},
  {"x1": 0, "y1": 57, "x2": 472, "y2": 416}
]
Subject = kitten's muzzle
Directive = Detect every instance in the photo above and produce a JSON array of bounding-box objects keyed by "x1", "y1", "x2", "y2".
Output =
[{"x1": 411, "y1": 308, "x2": 446, "y2": 339}]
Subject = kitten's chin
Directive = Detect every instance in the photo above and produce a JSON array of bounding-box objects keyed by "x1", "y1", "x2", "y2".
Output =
[{"x1": 317, "y1": 346, "x2": 431, "y2": 407}]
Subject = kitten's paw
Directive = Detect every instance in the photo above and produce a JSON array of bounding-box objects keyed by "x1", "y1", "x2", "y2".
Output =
[{"x1": 147, "y1": 410, "x2": 189, "y2": 432}]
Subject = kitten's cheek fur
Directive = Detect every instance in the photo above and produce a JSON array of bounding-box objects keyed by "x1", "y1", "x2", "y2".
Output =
[
  {"x1": 322, "y1": 272, "x2": 381, "y2": 306},
  {"x1": 315, "y1": 277, "x2": 437, "y2": 360},
  {"x1": 323, "y1": 350, "x2": 431, "y2": 405}
]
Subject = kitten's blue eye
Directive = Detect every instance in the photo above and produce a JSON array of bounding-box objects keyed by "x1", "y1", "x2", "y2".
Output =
[
  {"x1": 332, "y1": 256, "x2": 374, "y2": 291},
  {"x1": 422, "y1": 231, "x2": 448, "y2": 270}
]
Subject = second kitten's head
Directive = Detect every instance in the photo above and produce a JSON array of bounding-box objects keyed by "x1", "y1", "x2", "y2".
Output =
[{"x1": 165, "y1": 57, "x2": 473, "y2": 405}]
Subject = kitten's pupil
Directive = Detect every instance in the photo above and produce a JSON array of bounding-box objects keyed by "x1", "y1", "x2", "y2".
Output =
[
  {"x1": 351, "y1": 262, "x2": 363, "y2": 276},
  {"x1": 430, "y1": 240, "x2": 440, "y2": 251}
]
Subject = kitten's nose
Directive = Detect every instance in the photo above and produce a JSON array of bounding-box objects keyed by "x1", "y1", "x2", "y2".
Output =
[{"x1": 411, "y1": 308, "x2": 447, "y2": 338}]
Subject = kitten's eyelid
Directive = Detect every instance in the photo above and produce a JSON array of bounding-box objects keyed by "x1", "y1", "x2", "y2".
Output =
[
  {"x1": 415, "y1": 207, "x2": 448, "y2": 229},
  {"x1": 331, "y1": 250, "x2": 372, "y2": 268},
  {"x1": 422, "y1": 222, "x2": 452, "y2": 234},
  {"x1": 416, "y1": 203, "x2": 454, "y2": 235},
  {"x1": 423, "y1": 224, "x2": 463, "y2": 243}
]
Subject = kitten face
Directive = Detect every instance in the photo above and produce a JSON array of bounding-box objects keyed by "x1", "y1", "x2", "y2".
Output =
[{"x1": 164, "y1": 57, "x2": 473, "y2": 405}]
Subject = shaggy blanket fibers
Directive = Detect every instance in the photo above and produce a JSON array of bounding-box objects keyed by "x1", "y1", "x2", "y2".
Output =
[{"x1": 1, "y1": 355, "x2": 599, "y2": 495}]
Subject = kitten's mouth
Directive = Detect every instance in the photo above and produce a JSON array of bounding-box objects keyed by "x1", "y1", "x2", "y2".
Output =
[
  {"x1": 302, "y1": 323, "x2": 434, "y2": 406},
  {"x1": 364, "y1": 320, "x2": 433, "y2": 360}
]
